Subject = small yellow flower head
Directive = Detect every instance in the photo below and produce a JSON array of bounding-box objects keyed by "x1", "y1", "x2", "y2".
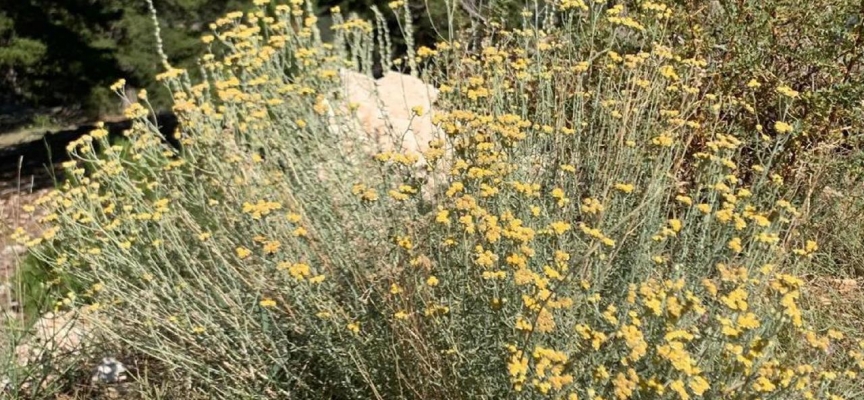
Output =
[
  {"x1": 652, "y1": 133, "x2": 674, "y2": 147},
  {"x1": 614, "y1": 183, "x2": 635, "y2": 193},
  {"x1": 728, "y1": 237, "x2": 743, "y2": 253},
  {"x1": 549, "y1": 221, "x2": 572, "y2": 235},
  {"x1": 746, "y1": 79, "x2": 761, "y2": 88},
  {"x1": 123, "y1": 103, "x2": 148, "y2": 119},
  {"x1": 774, "y1": 121, "x2": 794, "y2": 134},
  {"x1": 659, "y1": 65, "x2": 679, "y2": 80},
  {"x1": 396, "y1": 236, "x2": 413, "y2": 250},
  {"x1": 259, "y1": 298, "x2": 277, "y2": 307},
  {"x1": 720, "y1": 287, "x2": 749, "y2": 311},
  {"x1": 347, "y1": 322, "x2": 360, "y2": 334},
  {"x1": 827, "y1": 329, "x2": 844, "y2": 340},
  {"x1": 286, "y1": 212, "x2": 302, "y2": 223},
  {"x1": 436, "y1": 208, "x2": 451, "y2": 225},
  {"x1": 110, "y1": 78, "x2": 126, "y2": 92},
  {"x1": 753, "y1": 376, "x2": 777, "y2": 392},
  {"x1": 580, "y1": 197, "x2": 604, "y2": 214},
  {"x1": 236, "y1": 246, "x2": 252, "y2": 259},
  {"x1": 776, "y1": 85, "x2": 799, "y2": 98},
  {"x1": 262, "y1": 240, "x2": 281, "y2": 254},
  {"x1": 688, "y1": 375, "x2": 710, "y2": 395},
  {"x1": 426, "y1": 276, "x2": 439, "y2": 287},
  {"x1": 675, "y1": 195, "x2": 692, "y2": 205}
]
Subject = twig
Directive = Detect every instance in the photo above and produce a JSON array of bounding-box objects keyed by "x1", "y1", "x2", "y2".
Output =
[{"x1": 459, "y1": 0, "x2": 488, "y2": 26}]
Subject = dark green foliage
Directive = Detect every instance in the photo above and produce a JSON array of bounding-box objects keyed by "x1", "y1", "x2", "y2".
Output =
[
  {"x1": 667, "y1": 0, "x2": 863, "y2": 147},
  {"x1": 0, "y1": 1, "x2": 125, "y2": 116},
  {"x1": 13, "y1": 253, "x2": 63, "y2": 322},
  {"x1": 0, "y1": 0, "x2": 249, "y2": 128},
  {"x1": 0, "y1": 0, "x2": 531, "y2": 130}
]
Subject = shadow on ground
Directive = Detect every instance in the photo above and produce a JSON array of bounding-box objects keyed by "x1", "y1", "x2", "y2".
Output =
[{"x1": 0, "y1": 113, "x2": 178, "y2": 197}]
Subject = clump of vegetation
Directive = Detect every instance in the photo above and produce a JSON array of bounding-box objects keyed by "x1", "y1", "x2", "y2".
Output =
[{"x1": 5, "y1": 0, "x2": 863, "y2": 398}]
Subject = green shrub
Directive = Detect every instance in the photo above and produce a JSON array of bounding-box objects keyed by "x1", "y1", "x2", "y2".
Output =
[{"x1": 668, "y1": 0, "x2": 864, "y2": 171}]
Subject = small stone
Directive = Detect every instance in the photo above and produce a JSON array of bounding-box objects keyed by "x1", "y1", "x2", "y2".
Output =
[
  {"x1": 1, "y1": 245, "x2": 27, "y2": 256},
  {"x1": 92, "y1": 357, "x2": 127, "y2": 384}
]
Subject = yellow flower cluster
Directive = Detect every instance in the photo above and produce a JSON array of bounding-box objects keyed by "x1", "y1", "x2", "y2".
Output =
[
  {"x1": 21, "y1": 0, "x2": 860, "y2": 398},
  {"x1": 242, "y1": 199, "x2": 282, "y2": 219}
]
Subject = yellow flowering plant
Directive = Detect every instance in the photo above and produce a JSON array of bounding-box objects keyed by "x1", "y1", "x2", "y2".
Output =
[{"x1": 12, "y1": 0, "x2": 862, "y2": 398}]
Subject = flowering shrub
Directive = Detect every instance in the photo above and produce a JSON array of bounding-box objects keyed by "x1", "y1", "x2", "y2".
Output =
[
  {"x1": 11, "y1": 0, "x2": 863, "y2": 398},
  {"x1": 668, "y1": 0, "x2": 864, "y2": 156}
]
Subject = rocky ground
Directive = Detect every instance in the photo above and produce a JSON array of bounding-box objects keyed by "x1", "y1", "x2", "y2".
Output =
[{"x1": 1, "y1": 184, "x2": 52, "y2": 315}]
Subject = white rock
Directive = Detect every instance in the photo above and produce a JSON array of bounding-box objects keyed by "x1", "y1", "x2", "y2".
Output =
[
  {"x1": 92, "y1": 357, "x2": 127, "y2": 383},
  {"x1": 325, "y1": 69, "x2": 451, "y2": 199},
  {"x1": 15, "y1": 310, "x2": 88, "y2": 367},
  {"x1": 2, "y1": 245, "x2": 27, "y2": 256}
]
